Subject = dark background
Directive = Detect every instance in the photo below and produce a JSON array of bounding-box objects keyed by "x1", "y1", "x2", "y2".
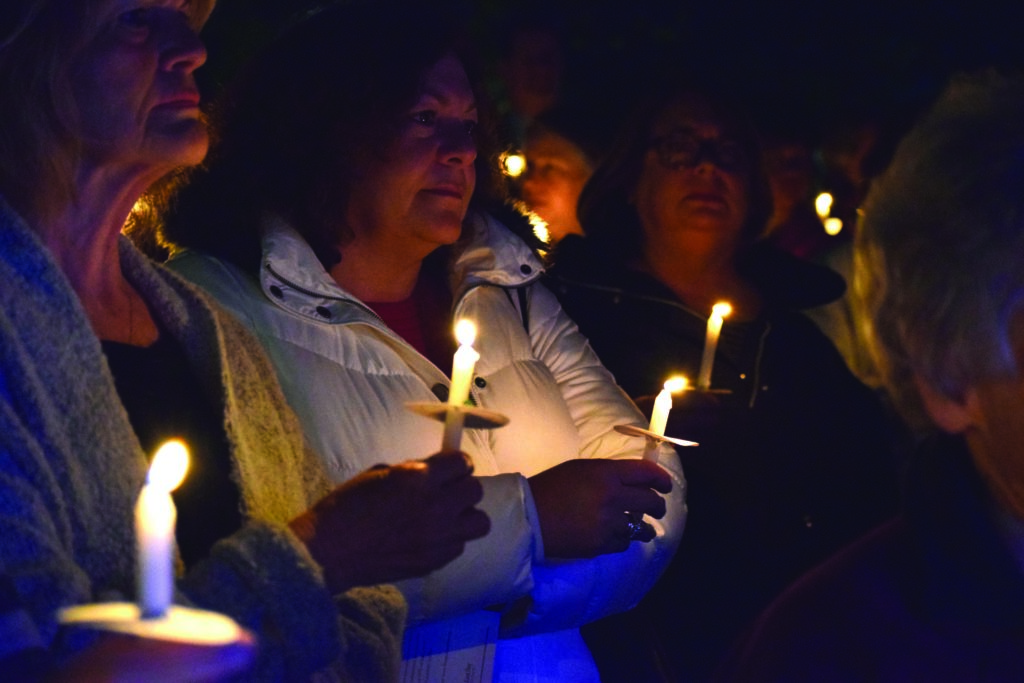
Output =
[{"x1": 197, "y1": 0, "x2": 1024, "y2": 151}]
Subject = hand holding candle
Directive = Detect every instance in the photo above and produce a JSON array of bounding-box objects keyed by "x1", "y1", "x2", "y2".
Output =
[
  {"x1": 697, "y1": 302, "x2": 732, "y2": 391},
  {"x1": 441, "y1": 319, "x2": 480, "y2": 453},
  {"x1": 136, "y1": 440, "x2": 188, "y2": 619}
]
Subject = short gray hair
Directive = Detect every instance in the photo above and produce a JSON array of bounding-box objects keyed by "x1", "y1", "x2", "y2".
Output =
[{"x1": 855, "y1": 71, "x2": 1024, "y2": 430}]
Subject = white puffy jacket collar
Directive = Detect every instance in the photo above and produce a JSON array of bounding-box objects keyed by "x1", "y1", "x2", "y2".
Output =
[
  {"x1": 259, "y1": 210, "x2": 544, "y2": 324},
  {"x1": 447, "y1": 210, "x2": 544, "y2": 301}
]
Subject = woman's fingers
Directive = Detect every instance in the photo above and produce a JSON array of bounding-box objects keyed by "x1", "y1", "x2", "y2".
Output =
[
  {"x1": 617, "y1": 486, "x2": 668, "y2": 519},
  {"x1": 421, "y1": 450, "x2": 475, "y2": 483},
  {"x1": 615, "y1": 458, "x2": 673, "y2": 493},
  {"x1": 528, "y1": 458, "x2": 675, "y2": 557}
]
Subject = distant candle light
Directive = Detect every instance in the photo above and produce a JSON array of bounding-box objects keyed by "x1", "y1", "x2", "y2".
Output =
[
  {"x1": 815, "y1": 192, "x2": 833, "y2": 220},
  {"x1": 823, "y1": 216, "x2": 843, "y2": 236},
  {"x1": 502, "y1": 152, "x2": 527, "y2": 177}
]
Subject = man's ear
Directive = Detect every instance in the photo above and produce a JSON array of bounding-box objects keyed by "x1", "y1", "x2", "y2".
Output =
[{"x1": 913, "y1": 374, "x2": 980, "y2": 434}]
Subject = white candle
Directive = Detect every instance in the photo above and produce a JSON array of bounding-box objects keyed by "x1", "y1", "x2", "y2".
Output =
[
  {"x1": 441, "y1": 320, "x2": 480, "y2": 452},
  {"x1": 645, "y1": 376, "x2": 687, "y2": 460},
  {"x1": 697, "y1": 302, "x2": 732, "y2": 390},
  {"x1": 648, "y1": 376, "x2": 687, "y2": 437},
  {"x1": 136, "y1": 440, "x2": 189, "y2": 619}
]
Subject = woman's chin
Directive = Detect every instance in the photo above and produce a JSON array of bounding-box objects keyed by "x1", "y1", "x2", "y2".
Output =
[
  {"x1": 676, "y1": 210, "x2": 743, "y2": 238},
  {"x1": 417, "y1": 212, "x2": 466, "y2": 247},
  {"x1": 147, "y1": 121, "x2": 209, "y2": 169}
]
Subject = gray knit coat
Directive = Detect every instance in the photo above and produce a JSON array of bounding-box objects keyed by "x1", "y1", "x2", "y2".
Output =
[{"x1": 0, "y1": 197, "x2": 405, "y2": 681}]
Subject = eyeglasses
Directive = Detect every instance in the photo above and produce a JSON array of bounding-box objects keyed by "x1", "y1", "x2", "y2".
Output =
[{"x1": 648, "y1": 130, "x2": 750, "y2": 173}]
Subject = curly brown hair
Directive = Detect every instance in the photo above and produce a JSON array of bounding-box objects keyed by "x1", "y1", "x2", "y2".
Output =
[{"x1": 161, "y1": 0, "x2": 504, "y2": 272}]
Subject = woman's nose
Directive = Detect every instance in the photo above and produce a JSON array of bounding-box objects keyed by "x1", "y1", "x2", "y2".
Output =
[
  {"x1": 440, "y1": 122, "x2": 477, "y2": 165},
  {"x1": 161, "y1": 16, "x2": 208, "y2": 74}
]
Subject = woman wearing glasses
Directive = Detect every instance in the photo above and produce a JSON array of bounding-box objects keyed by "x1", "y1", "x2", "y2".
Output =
[{"x1": 548, "y1": 85, "x2": 900, "y2": 681}]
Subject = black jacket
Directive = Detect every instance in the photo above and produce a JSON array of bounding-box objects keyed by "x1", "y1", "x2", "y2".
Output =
[
  {"x1": 548, "y1": 235, "x2": 902, "y2": 682},
  {"x1": 724, "y1": 434, "x2": 1024, "y2": 682}
]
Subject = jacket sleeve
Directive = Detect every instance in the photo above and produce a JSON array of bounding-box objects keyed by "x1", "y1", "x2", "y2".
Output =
[
  {"x1": 0, "y1": 299, "x2": 401, "y2": 683},
  {"x1": 0, "y1": 411, "x2": 399, "y2": 682},
  {"x1": 502, "y1": 282, "x2": 687, "y2": 636},
  {"x1": 394, "y1": 472, "x2": 539, "y2": 624},
  {"x1": 0, "y1": 298, "x2": 102, "y2": 669},
  {"x1": 179, "y1": 522, "x2": 344, "y2": 680},
  {"x1": 182, "y1": 523, "x2": 408, "y2": 683},
  {"x1": 0, "y1": 409, "x2": 90, "y2": 674},
  {"x1": 0, "y1": 407, "x2": 326, "y2": 681}
]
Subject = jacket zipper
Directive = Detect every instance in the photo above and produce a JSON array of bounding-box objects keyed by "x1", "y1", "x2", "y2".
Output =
[{"x1": 749, "y1": 321, "x2": 771, "y2": 408}]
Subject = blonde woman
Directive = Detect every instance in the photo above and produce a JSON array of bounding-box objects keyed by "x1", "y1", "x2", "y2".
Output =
[{"x1": 0, "y1": 1, "x2": 486, "y2": 679}]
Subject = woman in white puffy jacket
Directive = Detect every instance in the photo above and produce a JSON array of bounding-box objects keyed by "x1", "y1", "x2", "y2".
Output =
[{"x1": 161, "y1": 3, "x2": 685, "y2": 679}]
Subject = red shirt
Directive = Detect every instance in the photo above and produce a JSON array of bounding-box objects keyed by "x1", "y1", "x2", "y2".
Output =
[{"x1": 366, "y1": 263, "x2": 455, "y2": 374}]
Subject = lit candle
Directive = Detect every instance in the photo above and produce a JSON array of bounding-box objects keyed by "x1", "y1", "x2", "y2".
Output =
[
  {"x1": 136, "y1": 440, "x2": 189, "y2": 619},
  {"x1": 697, "y1": 302, "x2": 732, "y2": 391},
  {"x1": 649, "y1": 376, "x2": 688, "y2": 437},
  {"x1": 441, "y1": 320, "x2": 480, "y2": 452},
  {"x1": 645, "y1": 376, "x2": 687, "y2": 460}
]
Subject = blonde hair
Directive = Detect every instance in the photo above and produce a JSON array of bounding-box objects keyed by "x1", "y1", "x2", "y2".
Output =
[{"x1": 0, "y1": 0, "x2": 214, "y2": 223}]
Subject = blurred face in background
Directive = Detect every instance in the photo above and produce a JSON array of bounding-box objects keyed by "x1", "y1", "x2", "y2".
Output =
[
  {"x1": 343, "y1": 53, "x2": 478, "y2": 262},
  {"x1": 521, "y1": 127, "x2": 591, "y2": 243},
  {"x1": 499, "y1": 26, "x2": 564, "y2": 120},
  {"x1": 632, "y1": 93, "x2": 751, "y2": 257},
  {"x1": 762, "y1": 139, "x2": 814, "y2": 231},
  {"x1": 71, "y1": 0, "x2": 208, "y2": 179}
]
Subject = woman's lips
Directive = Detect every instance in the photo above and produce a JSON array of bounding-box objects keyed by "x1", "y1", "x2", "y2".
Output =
[
  {"x1": 685, "y1": 192, "x2": 727, "y2": 206},
  {"x1": 424, "y1": 186, "x2": 465, "y2": 200},
  {"x1": 156, "y1": 92, "x2": 201, "y2": 109}
]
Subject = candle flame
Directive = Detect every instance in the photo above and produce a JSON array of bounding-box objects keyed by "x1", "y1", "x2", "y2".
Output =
[
  {"x1": 823, "y1": 216, "x2": 843, "y2": 236},
  {"x1": 148, "y1": 440, "x2": 189, "y2": 492},
  {"x1": 711, "y1": 302, "x2": 732, "y2": 319},
  {"x1": 454, "y1": 319, "x2": 477, "y2": 347},
  {"x1": 815, "y1": 192, "x2": 833, "y2": 219},
  {"x1": 664, "y1": 376, "x2": 688, "y2": 393}
]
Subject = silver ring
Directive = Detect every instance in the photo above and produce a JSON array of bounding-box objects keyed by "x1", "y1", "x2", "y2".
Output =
[{"x1": 626, "y1": 516, "x2": 646, "y2": 541}]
